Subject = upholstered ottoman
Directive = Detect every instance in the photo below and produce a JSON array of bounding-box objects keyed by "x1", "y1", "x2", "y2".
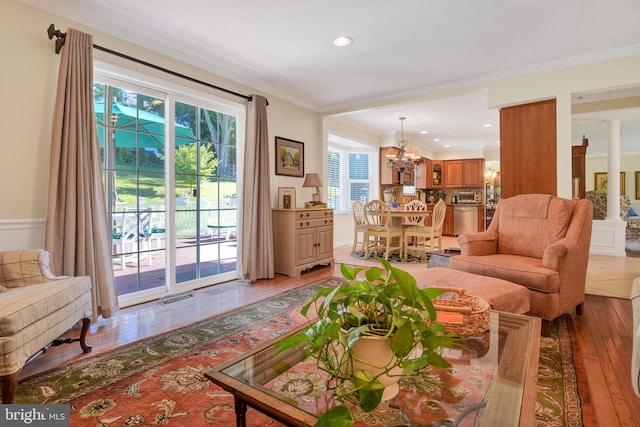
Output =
[{"x1": 412, "y1": 267, "x2": 530, "y2": 315}]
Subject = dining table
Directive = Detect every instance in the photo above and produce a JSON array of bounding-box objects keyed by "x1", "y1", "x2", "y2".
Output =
[{"x1": 387, "y1": 206, "x2": 431, "y2": 225}]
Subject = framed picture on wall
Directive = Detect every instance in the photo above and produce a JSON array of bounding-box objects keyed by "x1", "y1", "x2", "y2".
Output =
[
  {"x1": 594, "y1": 171, "x2": 626, "y2": 195},
  {"x1": 275, "y1": 137, "x2": 304, "y2": 177},
  {"x1": 636, "y1": 171, "x2": 640, "y2": 200},
  {"x1": 278, "y1": 187, "x2": 296, "y2": 209}
]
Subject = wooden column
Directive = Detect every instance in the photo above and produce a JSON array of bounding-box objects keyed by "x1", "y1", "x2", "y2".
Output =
[{"x1": 500, "y1": 99, "x2": 557, "y2": 198}]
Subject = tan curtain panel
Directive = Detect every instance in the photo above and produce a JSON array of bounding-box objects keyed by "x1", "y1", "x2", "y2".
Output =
[
  {"x1": 45, "y1": 28, "x2": 119, "y2": 321},
  {"x1": 241, "y1": 95, "x2": 274, "y2": 281}
]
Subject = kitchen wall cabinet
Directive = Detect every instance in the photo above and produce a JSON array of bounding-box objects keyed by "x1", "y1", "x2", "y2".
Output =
[
  {"x1": 462, "y1": 159, "x2": 485, "y2": 187},
  {"x1": 444, "y1": 159, "x2": 484, "y2": 188},
  {"x1": 380, "y1": 147, "x2": 399, "y2": 185},
  {"x1": 444, "y1": 161, "x2": 463, "y2": 188},
  {"x1": 429, "y1": 161, "x2": 444, "y2": 188},
  {"x1": 272, "y1": 208, "x2": 334, "y2": 277},
  {"x1": 415, "y1": 159, "x2": 428, "y2": 188}
]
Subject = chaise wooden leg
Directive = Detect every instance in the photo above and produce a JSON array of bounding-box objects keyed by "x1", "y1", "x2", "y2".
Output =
[
  {"x1": 541, "y1": 319, "x2": 553, "y2": 337},
  {"x1": 576, "y1": 303, "x2": 584, "y2": 315},
  {"x1": 79, "y1": 317, "x2": 92, "y2": 353},
  {"x1": 0, "y1": 371, "x2": 20, "y2": 403}
]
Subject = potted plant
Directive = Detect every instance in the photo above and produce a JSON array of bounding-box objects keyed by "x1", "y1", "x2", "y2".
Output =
[{"x1": 275, "y1": 258, "x2": 457, "y2": 427}]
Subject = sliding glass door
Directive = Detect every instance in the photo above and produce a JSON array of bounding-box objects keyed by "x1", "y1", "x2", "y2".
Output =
[
  {"x1": 173, "y1": 102, "x2": 238, "y2": 284},
  {"x1": 95, "y1": 79, "x2": 240, "y2": 306}
]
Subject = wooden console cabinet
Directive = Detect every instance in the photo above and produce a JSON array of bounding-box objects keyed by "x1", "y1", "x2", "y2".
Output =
[{"x1": 272, "y1": 208, "x2": 334, "y2": 277}]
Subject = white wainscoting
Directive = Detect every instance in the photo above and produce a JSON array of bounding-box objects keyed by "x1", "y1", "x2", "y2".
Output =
[
  {"x1": 333, "y1": 211, "x2": 354, "y2": 249},
  {"x1": 589, "y1": 219, "x2": 627, "y2": 257},
  {"x1": 0, "y1": 219, "x2": 46, "y2": 251}
]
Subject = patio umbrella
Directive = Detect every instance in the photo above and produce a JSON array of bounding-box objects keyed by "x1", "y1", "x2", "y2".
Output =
[{"x1": 95, "y1": 102, "x2": 196, "y2": 149}]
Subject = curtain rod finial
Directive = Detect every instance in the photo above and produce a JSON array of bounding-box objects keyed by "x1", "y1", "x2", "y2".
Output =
[{"x1": 47, "y1": 24, "x2": 66, "y2": 54}]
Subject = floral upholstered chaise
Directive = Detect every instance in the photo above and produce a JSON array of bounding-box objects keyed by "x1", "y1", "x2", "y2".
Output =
[{"x1": 585, "y1": 191, "x2": 640, "y2": 241}]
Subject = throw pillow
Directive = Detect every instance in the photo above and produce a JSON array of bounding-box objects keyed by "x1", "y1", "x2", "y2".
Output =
[{"x1": 629, "y1": 207, "x2": 639, "y2": 217}]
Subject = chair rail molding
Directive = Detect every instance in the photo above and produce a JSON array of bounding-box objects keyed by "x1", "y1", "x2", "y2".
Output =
[
  {"x1": 0, "y1": 218, "x2": 45, "y2": 251},
  {"x1": 589, "y1": 219, "x2": 627, "y2": 257}
]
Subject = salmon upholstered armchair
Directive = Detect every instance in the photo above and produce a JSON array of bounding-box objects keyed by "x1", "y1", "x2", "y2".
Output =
[{"x1": 449, "y1": 194, "x2": 593, "y2": 336}]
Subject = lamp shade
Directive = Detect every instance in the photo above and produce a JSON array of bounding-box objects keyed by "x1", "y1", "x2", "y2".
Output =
[
  {"x1": 303, "y1": 173, "x2": 322, "y2": 188},
  {"x1": 303, "y1": 173, "x2": 323, "y2": 202}
]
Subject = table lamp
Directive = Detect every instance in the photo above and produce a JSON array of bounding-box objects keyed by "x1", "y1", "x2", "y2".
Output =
[{"x1": 303, "y1": 173, "x2": 323, "y2": 203}]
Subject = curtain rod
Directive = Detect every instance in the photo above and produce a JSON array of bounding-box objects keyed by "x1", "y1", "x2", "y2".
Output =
[{"x1": 47, "y1": 24, "x2": 259, "y2": 103}]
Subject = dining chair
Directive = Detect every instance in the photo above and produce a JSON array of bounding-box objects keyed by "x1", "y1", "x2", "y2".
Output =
[
  {"x1": 364, "y1": 200, "x2": 403, "y2": 260},
  {"x1": 402, "y1": 199, "x2": 429, "y2": 257},
  {"x1": 352, "y1": 200, "x2": 368, "y2": 253},
  {"x1": 404, "y1": 199, "x2": 446, "y2": 256},
  {"x1": 112, "y1": 207, "x2": 153, "y2": 270},
  {"x1": 150, "y1": 211, "x2": 166, "y2": 249}
]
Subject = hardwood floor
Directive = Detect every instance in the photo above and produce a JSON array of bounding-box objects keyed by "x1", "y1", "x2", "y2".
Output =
[{"x1": 19, "y1": 261, "x2": 640, "y2": 426}]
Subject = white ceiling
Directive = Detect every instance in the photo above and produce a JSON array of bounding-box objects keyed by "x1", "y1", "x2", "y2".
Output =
[{"x1": 25, "y1": 0, "x2": 640, "y2": 155}]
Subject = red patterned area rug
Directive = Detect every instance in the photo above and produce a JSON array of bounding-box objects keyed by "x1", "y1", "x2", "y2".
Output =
[{"x1": 16, "y1": 278, "x2": 590, "y2": 426}]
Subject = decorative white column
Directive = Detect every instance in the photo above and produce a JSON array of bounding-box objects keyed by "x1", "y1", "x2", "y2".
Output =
[
  {"x1": 606, "y1": 119, "x2": 621, "y2": 220},
  {"x1": 590, "y1": 118, "x2": 626, "y2": 257}
]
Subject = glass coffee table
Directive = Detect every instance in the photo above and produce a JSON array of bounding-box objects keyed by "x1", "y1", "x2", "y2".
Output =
[{"x1": 205, "y1": 311, "x2": 541, "y2": 427}]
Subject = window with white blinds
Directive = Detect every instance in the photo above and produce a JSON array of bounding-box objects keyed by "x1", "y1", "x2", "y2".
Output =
[{"x1": 327, "y1": 138, "x2": 377, "y2": 212}]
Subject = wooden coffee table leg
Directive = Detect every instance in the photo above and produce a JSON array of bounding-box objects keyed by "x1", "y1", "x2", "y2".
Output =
[{"x1": 234, "y1": 395, "x2": 248, "y2": 427}]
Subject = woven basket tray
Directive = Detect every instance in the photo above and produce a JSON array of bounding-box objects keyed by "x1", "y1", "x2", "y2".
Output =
[{"x1": 433, "y1": 287, "x2": 490, "y2": 336}]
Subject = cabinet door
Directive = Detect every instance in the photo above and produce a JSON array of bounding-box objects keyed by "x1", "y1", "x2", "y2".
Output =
[
  {"x1": 444, "y1": 160, "x2": 463, "y2": 188},
  {"x1": 477, "y1": 206, "x2": 485, "y2": 231},
  {"x1": 442, "y1": 205, "x2": 454, "y2": 236},
  {"x1": 316, "y1": 225, "x2": 334, "y2": 260},
  {"x1": 380, "y1": 147, "x2": 399, "y2": 185},
  {"x1": 430, "y1": 162, "x2": 444, "y2": 188},
  {"x1": 415, "y1": 159, "x2": 428, "y2": 188},
  {"x1": 463, "y1": 159, "x2": 484, "y2": 187},
  {"x1": 296, "y1": 228, "x2": 317, "y2": 265},
  {"x1": 425, "y1": 205, "x2": 434, "y2": 226}
]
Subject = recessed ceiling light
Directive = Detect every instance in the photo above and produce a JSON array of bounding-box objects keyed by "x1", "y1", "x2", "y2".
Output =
[
  {"x1": 444, "y1": 145, "x2": 451, "y2": 148},
  {"x1": 420, "y1": 130, "x2": 429, "y2": 134},
  {"x1": 433, "y1": 138, "x2": 440, "y2": 142},
  {"x1": 483, "y1": 123, "x2": 492, "y2": 127},
  {"x1": 333, "y1": 36, "x2": 353, "y2": 47}
]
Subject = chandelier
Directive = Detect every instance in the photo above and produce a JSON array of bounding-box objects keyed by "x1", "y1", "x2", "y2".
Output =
[{"x1": 386, "y1": 117, "x2": 420, "y2": 171}]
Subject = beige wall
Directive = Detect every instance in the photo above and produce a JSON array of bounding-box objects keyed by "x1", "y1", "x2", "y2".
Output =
[
  {"x1": 4, "y1": 0, "x2": 640, "y2": 248},
  {"x1": 0, "y1": 0, "x2": 322, "y2": 221},
  {"x1": 486, "y1": 56, "x2": 640, "y2": 199}
]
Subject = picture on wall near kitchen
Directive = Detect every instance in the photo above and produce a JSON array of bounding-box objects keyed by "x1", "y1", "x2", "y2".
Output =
[
  {"x1": 275, "y1": 136, "x2": 304, "y2": 177},
  {"x1": 594, "y1": 171, "x2": 625, "y2": 195}
]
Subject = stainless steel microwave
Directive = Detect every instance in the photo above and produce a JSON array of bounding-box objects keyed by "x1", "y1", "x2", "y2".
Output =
[{"x1": 457, "y1": 191, "x2": 481, "y2": 204}]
